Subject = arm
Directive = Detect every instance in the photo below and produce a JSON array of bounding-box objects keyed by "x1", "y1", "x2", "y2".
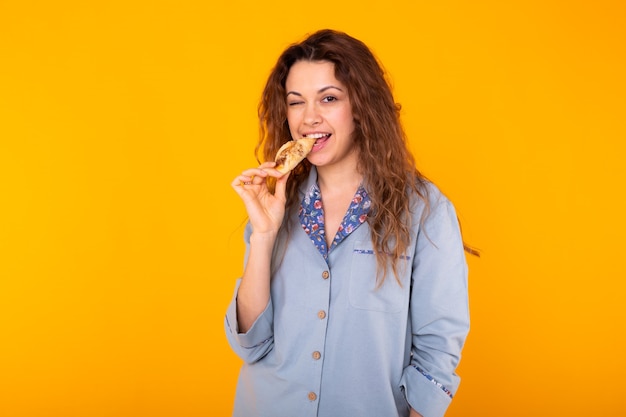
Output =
[
  {"x1": 400, "y1": 194, "x2": 470, "y2": 417},
  {"x1": 236, "y1": 229, "x2": 276, "y2": 332},
  {"x1": 230, "y1": 163, "x2": 289, "y2": 332}
]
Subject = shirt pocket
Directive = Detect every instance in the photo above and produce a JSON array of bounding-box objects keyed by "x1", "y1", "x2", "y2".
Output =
[{"x1": 348, "y1": 241, "x2": 410, "y2": 313}]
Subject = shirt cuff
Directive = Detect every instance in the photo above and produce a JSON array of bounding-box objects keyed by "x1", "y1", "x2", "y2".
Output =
[
  {"x1": 400, "y1": 364, "x2": 454, "y2": 417},
  {"x1": 413, "y1": 366, "x2": 454, "y2": 398},
  {"x1": 224, "y1": 279, "x2": 274, "y2": 362}
]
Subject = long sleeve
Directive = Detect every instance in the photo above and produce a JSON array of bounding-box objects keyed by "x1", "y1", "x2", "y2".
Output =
[
  {"x1": 224, "y1": 223, "x2": 275, "y2": 363},
  {"x1": 400, "y1": 192, "x2": 470, "y2": 417}
]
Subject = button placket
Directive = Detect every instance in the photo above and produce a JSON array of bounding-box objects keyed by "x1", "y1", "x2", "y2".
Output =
[{"x1": 307, "y1": 268, "x2": 328, "y2": 408}]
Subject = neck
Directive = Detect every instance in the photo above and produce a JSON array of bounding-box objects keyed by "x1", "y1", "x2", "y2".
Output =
[{"x1": 316, "y1": 164, "x2": 362, "y2": 196}]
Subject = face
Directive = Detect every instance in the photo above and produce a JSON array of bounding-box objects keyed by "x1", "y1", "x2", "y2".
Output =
[{"x1": 285, "y1": 60, "x2": 357, "y2": 172}]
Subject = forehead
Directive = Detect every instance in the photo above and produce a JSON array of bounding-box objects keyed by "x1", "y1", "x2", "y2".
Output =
[{"x1": 285, "y1": 60, "x2": 342, "y2": 90}]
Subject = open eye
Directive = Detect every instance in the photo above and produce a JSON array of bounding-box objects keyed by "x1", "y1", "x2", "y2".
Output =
[{"x1": 321, "y1": 96, "x2": 337, "y2": 103}]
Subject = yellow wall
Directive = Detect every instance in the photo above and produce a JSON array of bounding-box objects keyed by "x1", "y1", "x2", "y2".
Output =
[{"x1": 1, "y1": 1, "x2": 624, "y2": 416}]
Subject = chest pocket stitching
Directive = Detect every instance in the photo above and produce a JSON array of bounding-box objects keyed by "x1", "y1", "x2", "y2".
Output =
[{"x1": 349, "y1": 242, "x2": 410, "y2": 313}]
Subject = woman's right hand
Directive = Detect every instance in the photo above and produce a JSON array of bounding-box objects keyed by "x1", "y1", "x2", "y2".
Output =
[{"x1": 231, "y1": 162, "x2": 290, "y2": 236}]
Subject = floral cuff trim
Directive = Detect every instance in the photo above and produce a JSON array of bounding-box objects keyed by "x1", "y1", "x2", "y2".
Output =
[{"x1": 414, "y1": 365, "x2": 454, "y2": 398}]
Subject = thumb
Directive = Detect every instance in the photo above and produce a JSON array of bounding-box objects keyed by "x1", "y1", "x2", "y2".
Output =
[{"x1": 274, "y1": 172, "x2": 290, "y2": 203}]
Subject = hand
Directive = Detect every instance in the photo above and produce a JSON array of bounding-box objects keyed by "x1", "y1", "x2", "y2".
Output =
[
  {"x1": 409, "y1": 409, "x2": 423, "y2": 417},
  {"x1": 231, "y1": 162, "x2": 290, "y2": 235}
]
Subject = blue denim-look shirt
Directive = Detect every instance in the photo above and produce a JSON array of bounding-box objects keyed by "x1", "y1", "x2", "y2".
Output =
[{"x1": 225, "y1": 168, "x2": 469, "y2": 417}]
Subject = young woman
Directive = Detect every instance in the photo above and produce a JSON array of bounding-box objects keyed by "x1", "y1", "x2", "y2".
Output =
[{"x1": 226, "y1": 29, "x2": 470, "y2": 417}]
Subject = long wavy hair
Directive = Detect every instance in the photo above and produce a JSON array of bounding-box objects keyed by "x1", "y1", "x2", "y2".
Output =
[{"x1": 257, "y1": 29, "x2": 472, "y2": 283}]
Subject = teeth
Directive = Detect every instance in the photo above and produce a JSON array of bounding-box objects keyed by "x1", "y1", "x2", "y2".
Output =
[{"x1": 303, "y1": 133, "x2": 328, "y2": 139}]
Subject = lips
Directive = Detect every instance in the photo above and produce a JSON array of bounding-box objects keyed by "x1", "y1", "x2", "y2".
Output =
[{"x1": 302, "y1": 133, "x2": 331, "y2": 151}]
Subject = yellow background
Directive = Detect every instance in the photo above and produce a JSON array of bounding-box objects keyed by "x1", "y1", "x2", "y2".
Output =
[{"x1": 1, "y1": 0, "x2": 625, "y2": 416}]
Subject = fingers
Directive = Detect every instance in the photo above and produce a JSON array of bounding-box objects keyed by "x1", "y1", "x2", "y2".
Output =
[
  {"x1": 254, "y1": 161, "x2": 285, "y2": 178},
  {"x1": 231, "y1": 162, "x2": 285, "y2": 189},
  {"x1": 232, "y1": 168, "x2": 266, "y2": 189}
]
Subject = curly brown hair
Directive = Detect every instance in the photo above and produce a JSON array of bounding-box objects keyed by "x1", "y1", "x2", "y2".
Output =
[{"x1": 256, "y1": 29, "x2": 472, "y2": 283}]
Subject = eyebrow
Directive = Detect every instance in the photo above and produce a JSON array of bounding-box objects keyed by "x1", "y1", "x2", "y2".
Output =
[{"x1": 286, "y1": 85, "x2": 344, "y2": 97}]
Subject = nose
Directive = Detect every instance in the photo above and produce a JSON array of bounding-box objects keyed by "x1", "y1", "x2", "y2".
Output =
[{"x1": 304, "y1": 103, "x2": 321, "y2": 126}]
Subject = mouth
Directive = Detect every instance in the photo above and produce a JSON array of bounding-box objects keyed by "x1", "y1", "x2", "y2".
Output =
[{"x1": 302, "y1": 133, "x2": 331, "y2": 150}]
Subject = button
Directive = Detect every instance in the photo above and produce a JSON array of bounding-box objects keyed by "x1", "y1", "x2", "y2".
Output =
[
  {"x1": 317, "y1": 310, "x2": 326, "y2": 319},
  {"x1": 321, "y1": 270, "x2": 330, "y2": 279},
  {"x1": 308, "y1": 391, "x2": 317, "y2": 401},
  {"x1": 312, "y1": 351, "x2": 321, "y2": 360}
]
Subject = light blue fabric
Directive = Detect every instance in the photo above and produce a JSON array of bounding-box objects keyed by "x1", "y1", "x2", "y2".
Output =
[{"x1": 225, "y1": 169, "x2": 469, "y2": 417}]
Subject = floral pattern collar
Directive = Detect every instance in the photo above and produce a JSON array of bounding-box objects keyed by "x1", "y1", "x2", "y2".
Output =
[{"x1": 298, "y1": 181, "x2": 371, "y2": 260}]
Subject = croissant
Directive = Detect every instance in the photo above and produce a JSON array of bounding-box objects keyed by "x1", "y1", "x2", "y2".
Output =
[{"x1": 274, "y1": 137, "x2": 317, "y2": 174}]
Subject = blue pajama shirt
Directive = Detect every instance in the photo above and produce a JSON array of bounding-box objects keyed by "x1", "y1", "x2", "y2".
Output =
[{"x1": 225, "y1": 168, "x2": 469, "y2": 417}]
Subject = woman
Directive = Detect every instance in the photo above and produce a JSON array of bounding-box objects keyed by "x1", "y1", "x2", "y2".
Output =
[{"x1": 226, "y1": 29, "x2": 470, "y2": 417}]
